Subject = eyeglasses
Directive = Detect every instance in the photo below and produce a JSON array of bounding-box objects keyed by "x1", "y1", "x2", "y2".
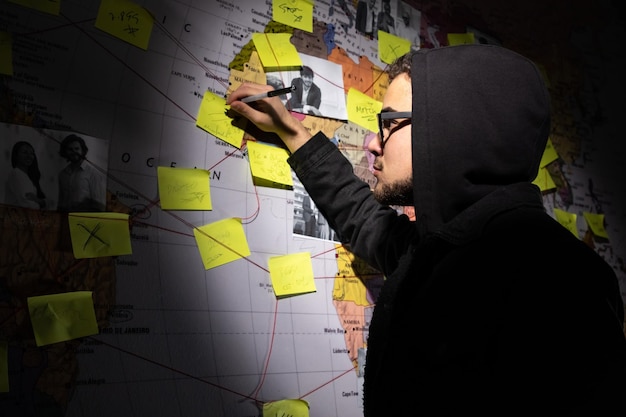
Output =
[{"x1": 377, "y1": 111, "x2": 412, "y2": 150}]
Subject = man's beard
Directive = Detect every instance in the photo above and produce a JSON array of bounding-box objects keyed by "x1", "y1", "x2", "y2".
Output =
[{"x1": 373, "y1": 176, "x2": 413, "y2": 206}]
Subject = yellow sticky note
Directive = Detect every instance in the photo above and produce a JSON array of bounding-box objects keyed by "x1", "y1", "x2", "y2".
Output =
[
  {"x1": 583, "y1": 212, "x2": 609, "y2": 239},
  {"x1": 247, "y1": 141, "x2": 293, "y2": 188},
  {"x1": 252, "y1": 33, "x2": 302, "y2": 71},
  {"x1": 8, "y1": 0, "x2": 61, "y2": 15},
  {"x1": 0, "y1": 31, "x2": 12, "y2": 76},
  {"x1": 193, "y1": 218, "x2": 251, "y2": 270},
  {"x1": 532, "y1": 166, "x2": 556, "y2": 192},
  {"x1": 68, "y1": 212, "x2": 132, "y2": 259},
  {"x1": 540, "y1": 137, "x2": 559, "y2": 167},
  {"x1": 263, "y1": 399, "x2": 310, "y2": 417},
  {"x1": 196, "y1": 90, "x2": 245, "y2": 148},
  {"x1": 447, "y1": 32, "x2": 476, "y2": 45},
  {"x1": 347, "y1": 88, "x2": 383, "y2": 133},
  {"x1": 27, "y1": 291, "x2": 99, "y2": 347},
  {"x1": 94, "y1": 0, "x2": 154, "y2": 50},
  {"x1": 377, "y1": 30, "x2": 412, "y2": 65},
  {"x1": 272, "y1": 0, "x2": 314, "y2": 33},
  {"x1": 0, "y1": 341, "x2": 7, "y2": 392},
  {"x1": 553, "y1": 208, "x2": 579, "y2": 238},
  {"x1": 157, "y1": 167, "x2": 212, "y2": 210},
  {"x1": 268, "y1": 252, "x2": 316, "y2": 298}
]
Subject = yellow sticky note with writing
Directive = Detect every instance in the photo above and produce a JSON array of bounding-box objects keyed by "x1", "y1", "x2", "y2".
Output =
[
  {"x1": 247, "y1": 140, "x2": 293, "y2": 188},
  {"x1": 0, "y1": 341, "x2": 8, "y2": 392},
  {"x1": 196, "y1": 90, "x2": 245, "y2": 148},
  {"x1": 157, "y1": 167, "x2": 212, "y2": 210},
  {"x1": 378, "y1": 30, "x2": 412, "y2": 65},
  {"x1": 263, "y1": 399, "x2": 310, "y2": 417},
  {"x1": 0, "y1": 31, "x2": 12, "y2": 76},
  {"x1": 272, "y1": 0, "x2": 314, "y2": 33},
  {"x1": 68, "y1": 212, "x2": 132, "y2": 259},
  {"x1": 553, "y1": 208, "x2": 578, "y2": 238},
  {"x1": 347, "y1": 88, "x2": 382, "y2": 133},
  {"x1": 268, "y1": 252, "x2": 316, "y2": 298},
  {"x1": 583, "y1": 212, "x2": 609, "y2": 239},
  {"x1": 8, "y1": 0, "x2": 61, "y2": 15},
  {"x1": 94, "y1": 0, "x2": 154, "y2": 50},
  {"x1": 447, "y1": 32, "x2": 475, "y2": 45},
  {"x1": 252, "y1": 33, "x2": 302, "y2": 71},
  {"x1": 540, "y1": 137, "x2": 559, "y2": 167},
  {"x1": 193, "y1": 218, "x2": 251, "y2": 270},
  {"x1": 27, "y1": 291, "x2": 99, "y2": 347},
  {"x1": 532, "y1": 166, "x2": 556, "y2": 192}
]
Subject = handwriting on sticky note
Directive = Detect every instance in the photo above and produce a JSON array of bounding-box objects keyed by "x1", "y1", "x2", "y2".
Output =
[
  {"x1": 196, "y1": 91, "x2": 245, "y2": 148},
  {"x1": 27, "y1": 291, "x2": 99, "y2": 346},
  {"x1": 272, "y1": 0, "x2": 313, "y2": 33},
  {"x1": 247, "y1": 141, "x2": 293, "y2": 187},
  {"x1": 347, "y1": 88, "x2": 382, "y2": 133},
  {"x1": 157, "y1": 167, "x2": 212, "y2": 210},
  {"x1": 68, "y1": 212, "x2": 132, "y2": 258},
  {"x1": 268, "y1": 252, "x2": 316, "y2": 298},
  {"x1": 378, "y1": 31, "x2": 411, "y2": 65},
  {"x1": 583, "y1": 212, "x2": 609, "y2": 239},
  {"x1": 95, "y1": 0, "x2": 154, "y2": 50},
  {"x1": 193, "y1": 218, "x2": 251, "y2": 270}
]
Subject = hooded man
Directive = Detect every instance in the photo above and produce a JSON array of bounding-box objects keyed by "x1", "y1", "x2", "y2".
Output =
[{"x1": 227, "y1": 44, "x2": 626, "y2": 416}]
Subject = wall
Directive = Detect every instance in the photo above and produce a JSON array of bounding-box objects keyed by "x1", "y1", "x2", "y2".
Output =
[{"x1": 0, "y1": 1, "x2": 623, "y2": 416}]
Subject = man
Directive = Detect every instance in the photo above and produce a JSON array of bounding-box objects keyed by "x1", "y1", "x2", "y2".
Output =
[
  {"x1": 227, "y1": 44, "x2": 626, "y2": 415},
  {"x1": 395, "y1": 8, "x2": 420, "y2": 49},
  {"x1": 57, "y1": 134, "x2": 106, "y2": 212},
  {"x1": 376, "y1": 0, "x2": 395, "y2": 35},
  {"x1": 355, "y1": 0, "x2": 377, "y2": 37},
  {"x1": 286, "y1": 65, "x2": 322, "y2": 116}
]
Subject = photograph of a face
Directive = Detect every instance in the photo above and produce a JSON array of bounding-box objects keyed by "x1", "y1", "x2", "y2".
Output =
[{"x1": 268, "y1": 53, "x2": 349, "y2": 121}]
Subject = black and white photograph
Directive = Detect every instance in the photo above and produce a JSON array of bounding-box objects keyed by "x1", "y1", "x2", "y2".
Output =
[
  {"x1": 1, "y1": 124, "x2": 109, "y2": 212},
  {"x1": 271, "y1": 53, "x2": 348, "y2": 121},
  {"x1": 291, "y1": 172, "x2": 340, "y2": 242}
]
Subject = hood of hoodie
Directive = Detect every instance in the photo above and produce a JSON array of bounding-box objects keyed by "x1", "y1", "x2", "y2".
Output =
[{"x1": 410, "y1": 44, "x2": 551, "y2": 240}]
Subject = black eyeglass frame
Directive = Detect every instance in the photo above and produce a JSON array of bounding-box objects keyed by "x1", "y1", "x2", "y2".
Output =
[{"x1": 377, "y1": 111, "x2": 412, "y2": 150}]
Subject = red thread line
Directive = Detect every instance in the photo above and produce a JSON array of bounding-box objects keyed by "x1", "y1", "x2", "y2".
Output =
[
  {"x1": 87, "y1": 336, "x2": 258, "y2": 401},
  {"x1": 57, "y1": 13, "x2": 195, "y2": 121},
  {"x1": 252, "y1": 298, "x2": 279, "y2": 401}
]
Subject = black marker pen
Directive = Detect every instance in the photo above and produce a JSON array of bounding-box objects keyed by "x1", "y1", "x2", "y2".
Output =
[{"x1": 241, "y1": 85, "x2": 295, "y2": 103}]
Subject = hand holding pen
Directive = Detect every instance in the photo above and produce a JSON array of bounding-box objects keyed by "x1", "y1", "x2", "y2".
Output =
[
  {"x1": 227, "y1": 82, "x2": 311, "y2": 154},
  {"x1": 241, "y1": 85, "x2": 295, "y2": 103}
]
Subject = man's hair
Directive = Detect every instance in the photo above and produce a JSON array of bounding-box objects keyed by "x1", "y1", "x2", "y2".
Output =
[
  {"x1": 387, "y1": 52, "x2": 414, "y2": 82},
  {"x1": 300, "y1": 66, "x2": 314, "y2": 78},
  {"x1": 59, "y1": 134, "x2": 88, "y2": 159}
]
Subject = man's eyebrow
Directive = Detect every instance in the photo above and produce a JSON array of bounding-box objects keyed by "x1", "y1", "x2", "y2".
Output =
[{"x1": 381, "y1": 106, "x2": 397, "y2": 113}]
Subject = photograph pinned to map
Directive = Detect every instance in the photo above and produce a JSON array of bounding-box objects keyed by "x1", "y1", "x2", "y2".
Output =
[
  {"x1": 291, "y1": 173, "x2": 340, "y2": 242},
  {"x1": 269, "y1": 52, "x2": 348, "y2": 121},
  {"x1": 0, "y1": 124, "x2": 109, "y2": 212}
]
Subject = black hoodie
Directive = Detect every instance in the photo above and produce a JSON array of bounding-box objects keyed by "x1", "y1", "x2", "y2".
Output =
[{"x1": 288, "y1": 44, "x2": 626, "y2": 416}]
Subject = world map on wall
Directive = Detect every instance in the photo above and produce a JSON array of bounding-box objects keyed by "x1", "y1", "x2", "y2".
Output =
[{"x1": 0, "y1": 1, "x2": 623, "y2": 416}]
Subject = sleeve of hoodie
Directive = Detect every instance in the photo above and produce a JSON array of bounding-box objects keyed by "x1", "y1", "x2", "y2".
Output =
[{"x1": 287, "y1": 132, "x2": 417, "y2": 273}]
